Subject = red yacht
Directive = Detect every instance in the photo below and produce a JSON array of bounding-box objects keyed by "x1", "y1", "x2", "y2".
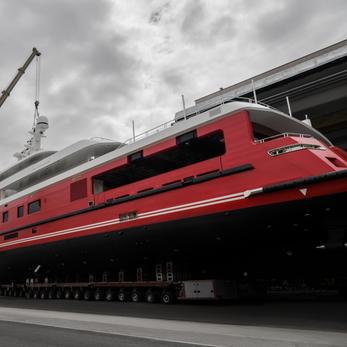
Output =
[{"x1": 0, "y1": 99, "x2": 346, "y2": 288}]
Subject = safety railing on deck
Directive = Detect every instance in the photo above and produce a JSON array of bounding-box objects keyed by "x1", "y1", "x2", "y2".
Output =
[
  {"x1": 254, "y1": 133, "x2": 312, "y2": 144},
  {"x1": 124, "y1": 119, "x2": 175, "y2": 145},
  {"x1": 120, "y1": 97, "x2": 287, "y2": 146}
]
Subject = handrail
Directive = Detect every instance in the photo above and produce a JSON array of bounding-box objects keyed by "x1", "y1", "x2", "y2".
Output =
[
  {"x1": 123, "y1": 98, "x2": 289, "y2": 146},
  {"x1": 254, "y1": 133, "x2": 312, "y2": 144},
  {"x1": 175, "y1": 95, "x2": 285, "y2": 121},
  {"x1": 124, "y1": 119, "x2": 174, "y2": 145}
]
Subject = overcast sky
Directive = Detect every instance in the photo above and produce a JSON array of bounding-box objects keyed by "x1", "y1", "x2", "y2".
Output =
[{"x1": 0, "y1": 0, "x2": 346, "y2": 168}]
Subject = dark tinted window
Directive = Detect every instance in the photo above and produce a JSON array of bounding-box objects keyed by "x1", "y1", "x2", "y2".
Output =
[
  {"x1": 4, "y1": 232, "x2": 17, "y2": 240},
  {"x1": 176, "y1": 130, "x2": 196, "y2": 145},
  {"x1": 129, "y1": 151, "x2": 143, "y2": 162},
  {"x1": 2, "y1": 211, "x2": 8, "y2": 223},
  {"x1": 94, "y1": 130, "x2": 225, "y2": 193},
  {"x1": 17, "y1": 206, "x2": 24, "y2": 218},
  {"x1": 28, "y1": 200, "x2": 41, "y2": 214}
]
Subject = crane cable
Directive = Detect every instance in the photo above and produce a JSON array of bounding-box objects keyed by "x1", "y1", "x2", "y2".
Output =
[{"x1": 33, "y1": 54, "x2": 41, "y2": 128}]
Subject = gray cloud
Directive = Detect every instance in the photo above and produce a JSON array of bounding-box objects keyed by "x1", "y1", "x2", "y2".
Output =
[
  {"x1": 0, "y1": 0, "x2": 142, "y2": 167},
  {"x1": 210, "y1": 15, "x2": 235, "y2": 41},
  {"x1": 255, "y1": 0, "x2": 347, "y2": 49},
  {"x1": 161, "y1": 69, "x2": 185, "y2": 93},
  {"x1": 149, "y1": 2, "x2": 170, "y2": 24},
  {"x1": 0, "y1": 0, "x2": 346, "y2": 169},
  {"x1": 181, "y1": 0, "x2": 206, "y2": 42}
]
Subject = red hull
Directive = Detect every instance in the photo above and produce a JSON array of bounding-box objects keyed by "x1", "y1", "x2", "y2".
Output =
[{"x1": 0, "y1": 107, "x2": 347, "y2": 282}]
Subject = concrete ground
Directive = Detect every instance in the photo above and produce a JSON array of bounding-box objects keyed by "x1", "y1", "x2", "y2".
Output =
[
  {"x1": 0, "y1": 298, "x2": 347, "y2": 346},
  {"x1": 0, "y1": 320, "x2": 197, "y2": 347}
]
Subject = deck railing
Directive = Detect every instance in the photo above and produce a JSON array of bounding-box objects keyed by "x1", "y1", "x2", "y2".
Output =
[
  {"x1": 124, "y1": 119, "x2": 175, "y2": 145},
  {"x1": 117, "y1": 97, "x2": 287, "y2": 146},
  {"x1": 254, "y1": 133, "x2": 312, "y2": 144}
]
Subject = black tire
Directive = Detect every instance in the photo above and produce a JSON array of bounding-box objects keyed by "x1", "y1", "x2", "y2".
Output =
[
  {"x1": 105, "y1": 289, "x2": 115, "y2": 301},
  {"x1": 55, "y1": 289, "x2": 63, "y2": 299},
  {"x1": 131, "y1": 289, "x2": 143, "y2": 303},
  {"x1": 64, "y1": 289, "x2": 72, "y2": 300},
  {"x1": 48, "y1": 289, "x2": 56, "y2": 299},
  {"x1": 33, "y1": 290, "x2": 39, "y2": 299},
  {"x1": 94, "y1": 289, "x2": 104, "y2": 301},
  {"x1": 161, "y1": 290, "x2": 174, "y2": 304},
  {"x1": 40, "y1": 290, "x2": 47, "y2": 299},
  {"x1": 83, "y1": 289, "x2": 93, "y2": 301},
  {"x1": 25, "y1": 290, "x2": 33, "y2": 299},
  {"x1": 73, "y1": 289, "x2": 82, "y2": 300},
  {"x1": 118, "y1": 289, "x2": 128, "y2": 302},
  {"x1": 145, "y1": 289, "x2": 158, "y2": 303}
]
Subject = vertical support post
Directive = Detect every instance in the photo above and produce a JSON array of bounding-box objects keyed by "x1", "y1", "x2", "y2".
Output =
[
  {"x1": 136, "y1": 267, "x2": 143, "y2": 282},
  {"x1": 132, "y1": 120, "x2": 135, "y2": 143},
  {"x1": 181, "y1": 94, "x2": 187, "y2": 120},
  {"x1": 251, "y1": 79, "x2": 258, "y2": 104},
  {"x1": 286, "y1": 96, "x2": 292, "y2": 117}
]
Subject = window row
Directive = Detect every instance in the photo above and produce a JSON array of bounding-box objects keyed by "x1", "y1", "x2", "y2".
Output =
[
  {"x1": 2, "y1": 200, "x2": 41, "y2": 223},
  {"x1": 93, "y1": 130, "x2": 225, "y2": 194}
]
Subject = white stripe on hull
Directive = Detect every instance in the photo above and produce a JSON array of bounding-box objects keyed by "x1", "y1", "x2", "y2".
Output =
[{"x1": 0, "y1": 189, "x2": 260, "y2": 249}]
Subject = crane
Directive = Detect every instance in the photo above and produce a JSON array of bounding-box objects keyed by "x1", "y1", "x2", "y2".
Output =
[{"x1": 0, "y1": 47, "x2": 41, "y2": 109}]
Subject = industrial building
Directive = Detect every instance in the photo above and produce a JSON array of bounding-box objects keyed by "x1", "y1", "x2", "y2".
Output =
[{"x1": 195, "y1": 40, "x2": 347, "y2": 150}]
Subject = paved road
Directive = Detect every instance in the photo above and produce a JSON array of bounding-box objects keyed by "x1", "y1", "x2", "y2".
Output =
[
  {"x1": 1, "y1": 298, "x2": 347, "y2": 346},
  {"x1": 0, "y1": 297, "x2": 347, "y2": 331},
  {"x1": 0, "y1": 320, "x2": 194, "y2": 347}
]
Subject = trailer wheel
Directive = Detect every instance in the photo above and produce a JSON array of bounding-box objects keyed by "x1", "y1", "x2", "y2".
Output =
[
  {"x1": 105, "y1": 289, "x2": 115, "y2": 301},
  {"x1": 161, "y1": 290, "x2": 174, "y2": 304},
  {"x1": 48, "y1": 289, "x2": 56, "y2": 299},
  {"x1": 33, "y1": 290, "x2": 39, "y2": 299},
  {"x1": 83, "y1": 289, "x2": 93, "y2": 301},
  {"x1": 145, "y1": 289, "x2": 158, "y2": 303},
  {"x1": 131, "y1": 289, "x2": 143, "y2": 303},
  {"x1": 118, "y1": 289, "x2": 128, "y2": 302},
  {"x1": 40, "y1": 290, "x2": 47, "y2": 299},
  {"x1": 25, "y1": 289, "x2": 32, "y2": 299},
  {"x1": 55, "y1": 289, "x2": 63, "y2": 299},
  {"x1": 94, "y1": 289, "x2": 104, "y2": 301},
  {"x1": 73, "y1": 289, "x2": 82, "y2": 300},
  {"x1": 64, "y1": 289, "x2": 72, "y2": 300}
]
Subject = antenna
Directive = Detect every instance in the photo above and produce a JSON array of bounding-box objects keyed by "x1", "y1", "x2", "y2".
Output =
[
  {"x1": 286, "y1": 96, "x2": 292, "y2": 117},
  {"x1": 181, "y1": 94, "x2": 187, "y2": 120},
  {"x1": 251, "y1": 79, "x2": 258, "y2": 104},
  {"x1": 302, "y1": 114, "x2": 312, "y2": 127}
]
